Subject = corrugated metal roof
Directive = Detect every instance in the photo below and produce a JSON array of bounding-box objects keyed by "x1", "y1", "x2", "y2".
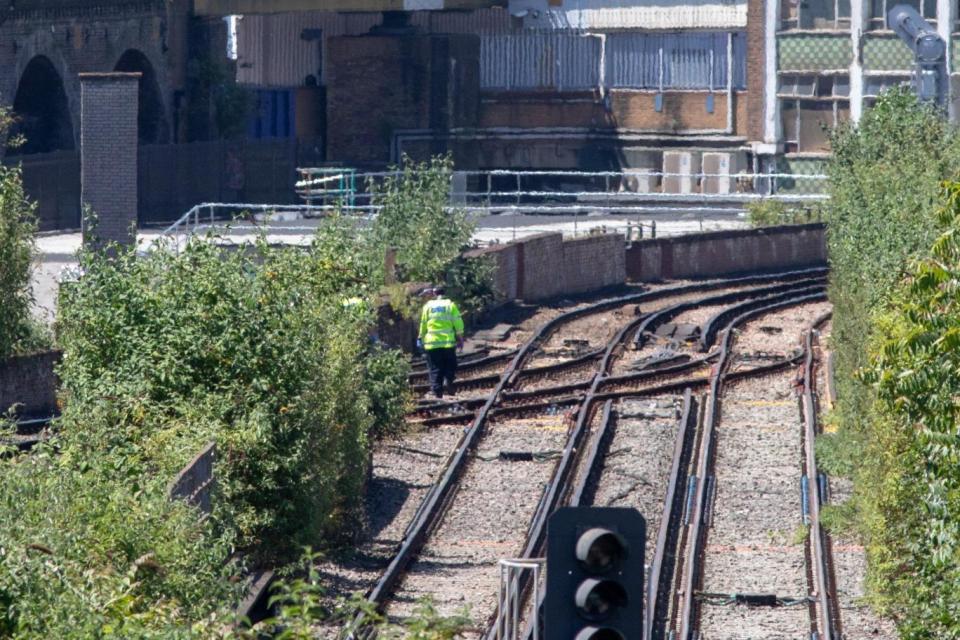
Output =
[
  {"x1": 236, "y1": 12, "x2": 380, "y2": 86},
  {"x1": 511, "y1": 0, "x2": 748, "y2": 30}
]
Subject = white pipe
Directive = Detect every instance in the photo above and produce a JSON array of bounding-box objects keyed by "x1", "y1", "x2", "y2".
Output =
[
  {"x1": 850, "y1": 0, "x2": 867, "y2": 122},
  {"x1": 726, "y1": 32, "x2": 735, "y2": 134},
  {"x1": 763, "y1": 0, "x2": 780, "y2": 143}
]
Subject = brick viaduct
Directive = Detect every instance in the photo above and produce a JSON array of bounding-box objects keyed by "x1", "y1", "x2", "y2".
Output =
[{"x1": 0, "y1": 0, "x2": 194, "y2": 154}]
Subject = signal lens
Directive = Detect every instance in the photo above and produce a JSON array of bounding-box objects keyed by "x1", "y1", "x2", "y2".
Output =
[
  {"x1": 573, "y1": 627, "x2": 626, "y2": 640},
  {"x1": 576, "y1": 528, "x2": 628, "y2": 573},
  {"x1": 575, "y1": 578, "x2": 629, "y2": 621}
]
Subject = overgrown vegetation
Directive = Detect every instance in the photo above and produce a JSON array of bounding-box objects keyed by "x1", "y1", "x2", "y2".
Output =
[
  {"x1": 0, "y1": 165, "x2": 39, "y2": 358},
  {"x1": 0, "y1": 102, "x2": 48, "y2": 359},
  {"x1": 745, "y1": 199, "x2": 822, "y2": 227},
  {"x1": 250, "y1": 549, "x2": 469, "y2": 640},
  {"x1": 369, "y1": 156, "x2": 495, "y2": 314},
  {"x1": 823, "y1": 88, "x2": 960, "y2": 636},
  {"x1": 0, "y1": 154, "x2": 489, "y2": 636}
]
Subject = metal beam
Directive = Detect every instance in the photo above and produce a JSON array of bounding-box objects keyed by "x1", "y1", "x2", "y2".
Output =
[{"x1": 193, "y1": 0, "x2": 500, "y2": 14}]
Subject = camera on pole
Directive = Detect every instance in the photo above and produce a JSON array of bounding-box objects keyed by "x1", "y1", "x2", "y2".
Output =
[
  {"x1": 887, "y1": 3, "x2": 947, "y2": 107},
  {"x1": 545, "y1": 507, "x2": 646, "y2": 640}
]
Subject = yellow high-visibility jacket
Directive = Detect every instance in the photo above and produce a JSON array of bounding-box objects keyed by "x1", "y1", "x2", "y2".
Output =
[{"x1": 419, "y1": 297, "x2": 464, "y2": 350}]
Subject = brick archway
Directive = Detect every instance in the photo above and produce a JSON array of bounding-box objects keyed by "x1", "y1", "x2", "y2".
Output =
[
  {"x1": 114, "y1": 48, "x2": 169, "y2": 145},
  {"x1": 10, "y1": 55, "x2": 75, "y2": 155}
]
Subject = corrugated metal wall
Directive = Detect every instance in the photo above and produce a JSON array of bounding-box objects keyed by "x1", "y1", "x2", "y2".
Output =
[
  {"x1": 236, "y1": 12, "x2": 379, "y2": 86},
  {"x1": 236, "y1": 9, "x2": 745, "y2": 92},
  {"x1": 481, "y1": 33, "x2": 600, "y2": 90},
  {"x1": 606, "y1": 32, "x2": 747, "y2": 90}
]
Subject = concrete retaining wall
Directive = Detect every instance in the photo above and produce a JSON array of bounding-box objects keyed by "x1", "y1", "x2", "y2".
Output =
[
  {"x1": 0, "y1": 350, "x2": 60, "y2": 417},
  {"x1": 168, "y1": 441, "x2": 216, "y2": 517},
  {"x1": 625, "y1": 223, "x2": 827, "y2": 282}
]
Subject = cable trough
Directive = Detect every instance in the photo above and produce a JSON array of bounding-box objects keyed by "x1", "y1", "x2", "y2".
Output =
[{"x1": 348, "y1": 269, "x2": 830, "y2": 637}]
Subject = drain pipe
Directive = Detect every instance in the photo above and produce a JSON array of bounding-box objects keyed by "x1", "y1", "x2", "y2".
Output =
[{"x1": 726, "y1": 32, "x2": 735, "y2": 134}]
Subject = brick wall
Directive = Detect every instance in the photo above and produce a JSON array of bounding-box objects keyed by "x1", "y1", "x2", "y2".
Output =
[
  {"x1": 326, "y1": 33, "x2": 480, "y2": 166},
  {"x1": 625, "y1": 223, "x2": 827, "y2": 281},
  {"x1": 0, "y1": 1, "x2": 188, "y2": 152},
  {"x1": 81, "y1": 72, "x2": 138, "y2": 247},
  {"x1": 0, "y1": 351, "x2": 61, "y2": 418},
  {"x1": 746, "y1": 0, "x2": 766, "y2": 143},
  {"x1": 478, "y1": 91, "x2": 749, "y2": 135},
  {"x1": 466, "y1": 231, "x2": 626, "y2": 305},
  {"x1": 463, "y1": 242, "x2": 520, "y2": 304},
  {"x1": 560, "y1": 235, "x2": 627, "y2": 296}
]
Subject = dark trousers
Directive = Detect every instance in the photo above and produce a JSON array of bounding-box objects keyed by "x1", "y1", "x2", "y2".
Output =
[{"x1": 425, "y1": 347, "x2": 457, "y2": 398}]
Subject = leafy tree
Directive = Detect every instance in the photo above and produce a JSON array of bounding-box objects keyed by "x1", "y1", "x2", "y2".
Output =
[
  {"x1": 0, "y1": 164, "x2": 38, "y2": 358},
  {"x1": 861, "y1": 181, "x2": 960, "y2": 636},
  {"x1": 368, "y1": 155, "x2": 493, "y2": 313},
  {"x1": 823, "y1": 90, "x2": 960, "y2": 636}
]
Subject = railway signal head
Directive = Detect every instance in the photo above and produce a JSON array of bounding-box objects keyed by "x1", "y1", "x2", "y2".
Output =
[{"x1": 545, "y1": 507, "x2": 646, "y2": 640}]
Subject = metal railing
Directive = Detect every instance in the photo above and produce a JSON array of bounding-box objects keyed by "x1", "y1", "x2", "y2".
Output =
[
  {"x1": 157, "y1": 202, "x2": 368, "y2": 247},
  {"x1": 295, "y1": 167, "x2": 357, "y2": 207},
  {"x1": 496, "y1": 558, "x2": 545, "y2": 640},
  {"x1": 158, "y1": 169, "x2": 828, "y2": 243},
  {"x1": 295, "y1": 168, "x2": 828, "y2": 208}
]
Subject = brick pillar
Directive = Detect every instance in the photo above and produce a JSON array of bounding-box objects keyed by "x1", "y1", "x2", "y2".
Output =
[
  {"x1": 80, "y1": 72, "x2": 140, "y2": 250},
  {"x1": 326, "y1": 33, "x2": 480, "y2": 166},
  {"x1": 746, "y1": 0, "x2": 766, "y2": 144}
]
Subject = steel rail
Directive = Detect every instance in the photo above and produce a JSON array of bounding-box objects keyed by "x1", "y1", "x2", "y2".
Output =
[
  {"x1": 803, "y1": 312, "x2": 838, "y2": 640},
  {"x1": 632, "y1": 276, "x2": 827, "y2": 350},
  {"x1": 483, "y1": 284, "x2": 821, "y2": 640},
  {"x1": 349, "y1": 271, "x2": 830, "y2": 636},
  {"x1": 409, "y1": 348, "x2": 518, "y2": 380},
  {"x1": 698, "y1": 283, "x2": 824, "y2": 351},
  {"x1": 646, "y1": 390, "x2": 699, "y2": 640},
  {"x1": 350, "y1": 279, "x2": 728, "y2": 634},
  {"x1": 496, "y1": 289, "x2": 827, "y2": 640},
  {"x1": 409, "y1": 269, "x2": 823, "y2": 414},
  {"x1": 676, "y1": 290, "x2": 827, "y2": 639}
]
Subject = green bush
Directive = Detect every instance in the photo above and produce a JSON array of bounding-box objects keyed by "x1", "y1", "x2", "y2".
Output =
[
  {"x1": 0, "y1": 164, "x2": 41, "y2": 358},
  {"x1": 56, "y1": 238, "x2": 396, "y2": 555},
  {"x1": 859, "y1": 182, "x2": 960, "y2": 634},
  {"x1": 745, "y1": 199, "x2": 822, "y2": 228},
  {"x1": 0, "y1": 234, "x2": 412, "y2": 636},
  {"x1": 823, "y1": 90, "x2": 960, "y2": 637},
  {"x1": 0, "y1": 155, "x2": 490, "y2": 636},
  {"x1": 0, "y1": 440, "x2": 238, "y2": 637},
  {"x1": 369, "y1": 155, "x2": 493, "y2": 314},
  {"x1": 826, "y1": 88, "x2": 958, "y2": 440}
]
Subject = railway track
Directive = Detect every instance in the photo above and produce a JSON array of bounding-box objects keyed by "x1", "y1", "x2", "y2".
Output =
[
  {"x1": 507, "y1": 287, "x2": 829, "y2": 640},
  {"x1": 657, "y1": 302, "x2": 838, "y2": 640},
  {"x1": 348, "y1": 269, "x2": 829, "y2": 637}
]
